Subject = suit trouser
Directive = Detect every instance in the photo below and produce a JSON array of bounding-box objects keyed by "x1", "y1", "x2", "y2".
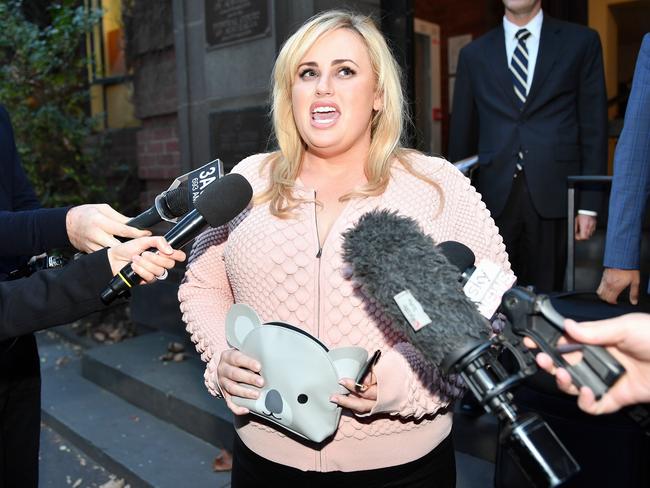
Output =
[
  {"x1": 0, "y1": 334, "x2": 41, "y2": 488},
  {"x1": 493, "y1": 170, "x2": 567, "y2": 293}
]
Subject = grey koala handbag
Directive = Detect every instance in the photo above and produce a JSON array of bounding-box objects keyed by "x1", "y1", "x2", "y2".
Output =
[{"x1": 225, "y1": 304, "x2": 368, "y2": 443}]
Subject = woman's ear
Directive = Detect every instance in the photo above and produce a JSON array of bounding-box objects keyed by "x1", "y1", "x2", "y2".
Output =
[{"x1": 373, "y1": 90, "x2": 383, "y2": 112}]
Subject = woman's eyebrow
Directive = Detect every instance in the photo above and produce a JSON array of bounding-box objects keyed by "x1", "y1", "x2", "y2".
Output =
[
  {"x1": 331, "y1": 58, "x2": 359, "y2": 67},
  {"x1": 297, "y1": 61, "x2": 318, "y2": 70},
  {"x1": 297, "y1": 59, "x2": 360, "y2": 70}
]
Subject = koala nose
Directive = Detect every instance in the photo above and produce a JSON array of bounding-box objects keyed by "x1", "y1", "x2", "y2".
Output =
[{"x1": 265, "y1": 389, "x2": 283, "y2": 414}]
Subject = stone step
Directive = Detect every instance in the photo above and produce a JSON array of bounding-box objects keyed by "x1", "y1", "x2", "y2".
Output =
[
  {"x1": 80, "y1": 332, "x2": 234, "y2": 450},
  {"x1": 37, "y1": 332, "x2": 495, "y2": 486},
  {"x1": 41, "y1": 360, "x2": 231, "y2": 488}
]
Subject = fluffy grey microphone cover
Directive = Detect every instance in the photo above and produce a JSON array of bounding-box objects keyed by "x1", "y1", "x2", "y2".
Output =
[{"x1": 341, "y1": 209, "x2": 489, "y2": 366}]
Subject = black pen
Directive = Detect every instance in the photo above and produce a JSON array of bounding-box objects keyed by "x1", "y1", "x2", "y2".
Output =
[{"x1": 355, "y1": 349, "x2": 381, "y2": 391}]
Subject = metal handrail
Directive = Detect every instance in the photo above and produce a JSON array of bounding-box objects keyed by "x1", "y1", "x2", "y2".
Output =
[
  {"x1": 566, "y1": 175, "x2": 613, "y2": 291},
  {"x1": 453, "y1": 155, "x2": 479, "y2": 176}
]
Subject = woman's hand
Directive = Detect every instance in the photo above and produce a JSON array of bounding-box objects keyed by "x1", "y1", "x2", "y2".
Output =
[
  {"x1": 217, "y1": 349, "x2": 264, "y2": 415},
  {"x1": 106, "y1": 236, "x2": 185, "y2": 283},
  {"x1": 331, "y1": 372, "x2": 378, "y2": 415},
  {"x1": 67, "y1": 204, "x2": 151, "y2": 252}
]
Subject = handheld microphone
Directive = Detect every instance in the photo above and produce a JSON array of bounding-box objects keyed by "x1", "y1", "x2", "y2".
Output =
[
  {"x1": 126, "y1": 186, "x2": 190, "y2": 230},
  {"x1": 100, "y1": 173, "x2": 253, "y2": 305},
  {"x1": 341, "y1": 209, "x2": 490, "y2": 367},
  {"x1": 341, "y1": 210, "x2": 581, "y2": 487}
]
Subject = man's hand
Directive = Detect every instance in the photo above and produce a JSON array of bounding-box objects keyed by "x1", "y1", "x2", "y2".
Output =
[
  {"x1": 574, "y1": 214, "x2": 597, "y2": 241},
  {"x1": 597, "y1": 268, "x2": 640, "y2": 305},
  {"x1": 106, "y1": 236, "x2": 185, "y2": 283},
  {"x1": 66, "y1": 204, "x2": 151, "y2": 253},
  {"x1": 533, "y1": 315, "x2": 650, "y2": 415}
]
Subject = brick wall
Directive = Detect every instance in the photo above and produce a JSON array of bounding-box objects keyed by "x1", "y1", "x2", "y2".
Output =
[
  {"x1": 136, "y1": 114, "x2": 181, "y2": 210},
  {"x1": 125, "y1": 0, "x2": 179, "y2": 211}
]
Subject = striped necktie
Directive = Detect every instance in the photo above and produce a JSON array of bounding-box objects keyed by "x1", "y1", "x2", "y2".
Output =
[{"x1": 510, "y1": 28, "x2": 531, "y2": 107}]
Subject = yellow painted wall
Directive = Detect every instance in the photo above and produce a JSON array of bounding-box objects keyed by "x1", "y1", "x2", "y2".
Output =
[
  {"x1": 107, "y1": 84, "x2": 138, "y2": 128},
  {"x1": 88, "y1": 0, "x2": 140, "y2": 129},
  {"x1": 588, "y1": 0, "x2": 632, "y2": 173},
  {"x1": 588, "y1": 0, "x2": 632, "y2": 111}
]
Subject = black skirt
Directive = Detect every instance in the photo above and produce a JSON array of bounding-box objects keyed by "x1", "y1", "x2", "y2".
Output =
[{"x1": 231, "y1": 432, "x2": 456, "y2": 488}]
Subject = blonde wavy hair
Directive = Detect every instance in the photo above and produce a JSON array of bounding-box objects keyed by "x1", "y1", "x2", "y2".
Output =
[{"x1": 256, "y1": 10, "x2": 442, "y2": 217}]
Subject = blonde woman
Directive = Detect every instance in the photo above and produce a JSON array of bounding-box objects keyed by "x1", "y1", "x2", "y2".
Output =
[{"x1": 180, "y1": 10, "x2": 512, "y2": 487}]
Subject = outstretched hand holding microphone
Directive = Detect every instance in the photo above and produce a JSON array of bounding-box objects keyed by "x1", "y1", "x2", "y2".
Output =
[
  {"x1": 0, "y1": 235, "x2": 185, "y2": 341},
  {"x1": 341, "y1": 209, "x2": 634, "y2": 487},
  {"x1": 101, "y1": 173, "x2": 253, "y2": 304},
  {"x1": 0, "y1": 172, "x2": 253, "y2": 341}
]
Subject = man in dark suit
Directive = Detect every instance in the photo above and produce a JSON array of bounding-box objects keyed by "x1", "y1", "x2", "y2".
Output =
[
  {"x1": 0, "y1": 104, "x2": 149, "y2": 487},
  {"x1": 449, "y1": 0, "x2": 607, "y2": 293}
]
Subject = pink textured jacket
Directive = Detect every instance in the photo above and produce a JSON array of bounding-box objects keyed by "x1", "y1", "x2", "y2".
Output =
[{"x1": 179, "y1": 152, "x2": 512, "y2": 472}]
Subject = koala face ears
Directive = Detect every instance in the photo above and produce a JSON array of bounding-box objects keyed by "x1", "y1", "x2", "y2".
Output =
[
  {"x1": 225, "y1": 304, "x2": 369, "y2": 380},
  {"x1": 328, "y1": 347, "x2": 369, "y2": 381},
  {"x1": 226, "y1": 303, "x2": 262, "y2": 349}
]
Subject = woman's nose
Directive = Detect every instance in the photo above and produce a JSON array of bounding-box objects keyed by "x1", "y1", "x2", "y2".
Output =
[{"x1": 315, "y1": 74, "x2": 333, "y2": 96}]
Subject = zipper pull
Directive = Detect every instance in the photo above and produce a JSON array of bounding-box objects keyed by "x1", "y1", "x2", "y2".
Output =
[{"x1": 316, "y1": 247, "x2": 322, "y2": 258}]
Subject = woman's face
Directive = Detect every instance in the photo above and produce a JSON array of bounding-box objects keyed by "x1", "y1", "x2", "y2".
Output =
[{"x1": 291, "y1": 28, "x2": 382, "y2": 158}]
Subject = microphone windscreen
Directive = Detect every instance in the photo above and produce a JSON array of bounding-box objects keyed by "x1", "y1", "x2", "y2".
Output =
[
  {"x1": 194, "y1": 173, "x2": 253, "y2": 228},
  {"x1": 341, "y1": 209, "x2": 489, "y2": 366},
  {"x1": 438, "y1": 241, "x2": 475, "y2": 272},
  {"x1": 164, "y1": 186, "x2": 190, "y2": 217}
]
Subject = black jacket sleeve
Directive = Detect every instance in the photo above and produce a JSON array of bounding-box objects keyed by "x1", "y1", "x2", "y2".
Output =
[
  {"x1": 0, "y1": 208, "x2": 72, "y2": 257},
  {"x1": 0, "y1": 249, "x2": 113, "y2": 340}
]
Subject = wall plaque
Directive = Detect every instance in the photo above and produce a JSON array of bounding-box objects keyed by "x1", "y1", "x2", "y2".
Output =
[{"x1": 205, "y1": 0, "x2": 272, "y2": 48}]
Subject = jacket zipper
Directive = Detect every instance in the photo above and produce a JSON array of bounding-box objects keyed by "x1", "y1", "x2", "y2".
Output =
[
  {"x1": 313, "y1": 191, "x2": 323, "y2": 339},
  {"x1": 312, "y1": 191, "x2": 324, "y2": 472}
]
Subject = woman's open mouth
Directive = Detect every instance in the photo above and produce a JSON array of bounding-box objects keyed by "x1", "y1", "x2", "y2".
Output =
[{"x1": 310, "y1": 103, "x2": 340, "y2": 128}]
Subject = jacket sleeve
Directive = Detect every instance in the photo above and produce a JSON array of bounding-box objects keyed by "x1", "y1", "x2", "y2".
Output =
[
  {"x1": 576, "y1": 30, "x2": 608, "y2": 213},
  {"x1": 603, "y1": 34, "x2": 650, "y2": 270},
  {"x1": 0, "y1": 208, "x2": 72, "y2": 257},
  {"x1": 448, "y1": 47, "x2": 479, "y2": 163},
  {"x1": 366, "y1": 161, "x2": 514, "y2": 419},
  {"x1": 0, "y1": 250, "x2": 112, "y2": 340},
  {"x1": 441, "y1": 165, "x2": 512, "y2": 272},
  {"x1": 363, "y1": 342, "x2": 464, "y2": 419},
  {"x1": 178, "y1": 226, "x2": 234, "y2": 397}
]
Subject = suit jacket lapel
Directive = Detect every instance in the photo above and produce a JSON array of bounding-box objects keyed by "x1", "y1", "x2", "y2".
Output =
[
  {"x1": 526, "y1": 16, "x2": 561, "y2": 109},
  {"x1": 484, "y1": 27, "x2": 521, "y2": 111}
]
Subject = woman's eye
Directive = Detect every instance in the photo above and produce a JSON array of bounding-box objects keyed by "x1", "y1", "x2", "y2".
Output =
[
  {"x1": 299, "y1": 69, "x2": 317, "y2": 80},
  {"x1": 338, "y1": 66, "x2": 356, "y2": 77}
]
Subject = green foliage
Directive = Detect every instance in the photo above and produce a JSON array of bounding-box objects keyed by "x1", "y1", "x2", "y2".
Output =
[{"x1": 0, "y1": 0, "x2": 103, "y2": 207}]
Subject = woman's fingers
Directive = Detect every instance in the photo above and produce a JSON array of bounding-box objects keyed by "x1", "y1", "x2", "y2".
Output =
[
  {"x1": 217, "y1": 349, "x2": 264, "y2": 415},
  {"x1": 224, "y1": 395, "x2": 250, "y2": 416},
  {"x1": 331, "y1": 377, "x2": 377, "y2": 414},
  {"x1": 223, "y1": 349, "x2": 261, "y2": 373}
]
